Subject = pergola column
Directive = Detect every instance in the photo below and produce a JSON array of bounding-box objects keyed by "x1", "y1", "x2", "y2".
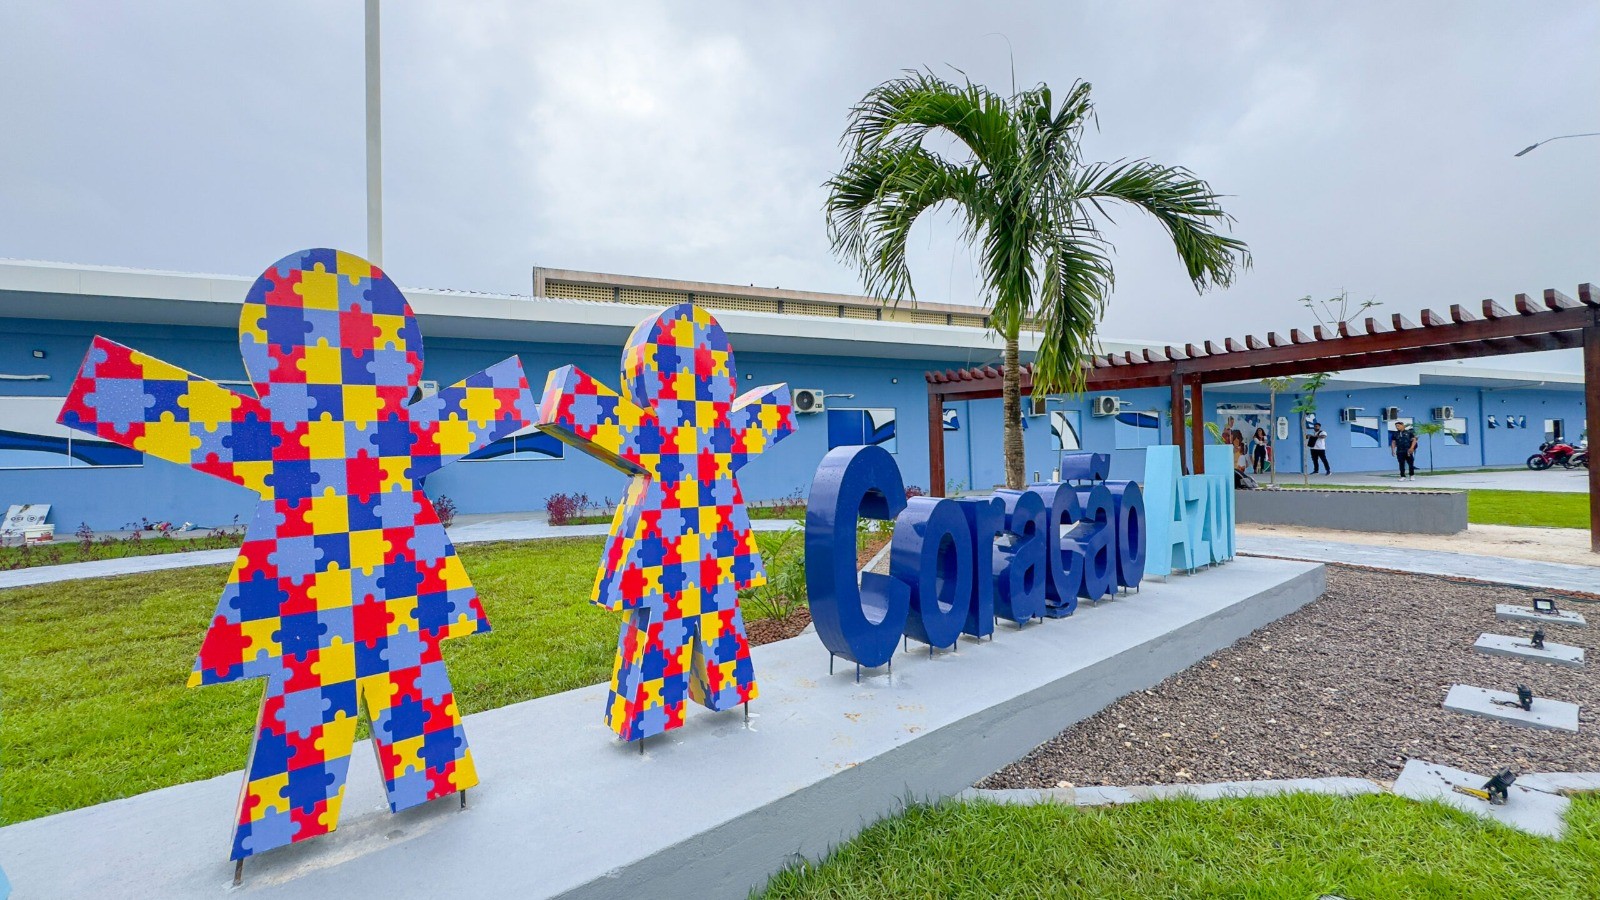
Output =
[
  {"x1": 1585, "y1": 314, "x2": 1599, "y2": 552},
  {"x1": 1189, "y1": 379, "x2": 1206, "y2": 474},
  {"x1": 1170, "y1": 374, "x2": 1188, "y2": 475},
  {"x1": 928, "y1": 390, "x2": 947, "y2": 498}
]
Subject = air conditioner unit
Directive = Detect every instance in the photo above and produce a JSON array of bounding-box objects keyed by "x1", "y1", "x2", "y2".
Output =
[
  {"x1": 1381, "y1": 406, "x2": 1401, "y2": 421},
  {"x1": 1339, "y1": 407, "x2": 1363, "y2": 424},
  {"x1": 1432, "y1": 406, "x2": 1454, "y2": 421},
  {"x1": 1028, "y1": 395, "x2": 1048, "y2": 417},
  {"x1": 793, "y1": 389, "x2": 825, "y2": 414},
  {"x1": 1092, "y1": 396, "x2": 1121, "y2": 417}
]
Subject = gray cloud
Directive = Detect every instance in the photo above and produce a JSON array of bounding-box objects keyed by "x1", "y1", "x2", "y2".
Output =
[{"x1": 2, "y1": 1, "x2": 1595, "y2": 371}]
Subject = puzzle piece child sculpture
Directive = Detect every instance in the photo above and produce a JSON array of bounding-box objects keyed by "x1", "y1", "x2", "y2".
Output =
[
  {"x1": 538, "y1": 304, "x2": 795, "y2": 741},
  {"x1": 59, "y1": 249, "x2": 534, "y2": 860}
]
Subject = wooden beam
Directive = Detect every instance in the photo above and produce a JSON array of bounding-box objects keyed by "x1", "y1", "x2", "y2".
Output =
[
  {"x1": 1246, "y1": 335, "x2": 1266, "y2": 350},
  {"x1": 1364, "y1": 316, "x2": 1389, "y2": 335},
  {"x1": 1313, "y1": 325, "x2": 1333, "y2": 341},
  {"x1": 1482, "y1": 299, "x2": 1512, "y2": 319},
  {"x1": 929, "y1": 391, "x2": 947, "y2": 498},
  {"x1": 1514, "y1": 293, "x2": 1539, "y2": 315},
  {"x1": 1450, "y1": 303, "x2": 1478, "y2": 323},
  {"x1": 1267, "y1": 332, "x2": 1285, "y2": 347},
  {"x1": 1580, "y1": 283, "x2": 1598, "y2": 307},
  {"x1": 1291, "y1": 329, "x2": 1311, "y2": 343},
  {"x1": 1392, "y1": 313, "x2": 1416, "y2": 330},
  {"x1": 1545, "y1": 288, "x2": 1580, "y2": 310},
  {"x1": 1420, "y1": 308, "x2": 1446, "y2": 327},
  {"x1": 1225, "y1": 337, "x2": 1243, "y2": 352}
]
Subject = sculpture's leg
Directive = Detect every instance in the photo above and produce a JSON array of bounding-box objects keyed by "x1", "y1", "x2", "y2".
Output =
[
  {"x1": 231, "y1": 673, "x2": 360, "y2": 860},
  {"x1": 690, "y1": 605, "x2": 758, "y2": 711},
  {"x1": 605, "y1": 609, "x2": 652, "y2": 741},
  {"x1": 363, "y1": 656, "x2": 477, "y2": 812}
]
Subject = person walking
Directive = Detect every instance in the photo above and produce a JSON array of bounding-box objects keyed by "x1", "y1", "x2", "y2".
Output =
[
  {"x1": 1392, "y1": 420, "x2": 1418, "y2": 481},
  {"x1": 1251, "y1": 426, "x2": 1269, "y2": 473},
  {"x1": 1308, "y1": 422, "x2": 1331, "y2": 475}
]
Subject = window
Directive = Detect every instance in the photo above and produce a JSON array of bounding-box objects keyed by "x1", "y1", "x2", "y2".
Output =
[{"x1": 827, "y1": 408, "x2": 897, "y2": 453}]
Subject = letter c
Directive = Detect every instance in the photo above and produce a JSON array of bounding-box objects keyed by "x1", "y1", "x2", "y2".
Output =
[{"x1": 805, "y1": 445, "x2": 909, "y2": 669}]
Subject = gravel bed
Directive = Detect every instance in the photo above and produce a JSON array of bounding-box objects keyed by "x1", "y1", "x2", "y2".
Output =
[{"x1": 980, "y1": 565, "x2": 1600, "y2": 789}]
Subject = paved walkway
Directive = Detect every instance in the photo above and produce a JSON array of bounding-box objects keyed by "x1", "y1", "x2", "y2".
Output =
[
  {"x1": 0, "y1": 516, "x2": 801, "y2": 590},
  {"x1": 1237, "y1": 534, "x2": 1599, "y2": 593},
  {"x1": 1304, "y1": 468, "x2": 1588, "y2": 493}
]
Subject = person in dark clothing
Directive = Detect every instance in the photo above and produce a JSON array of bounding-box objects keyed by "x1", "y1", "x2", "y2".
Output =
[
  {"x1": 1392, "y1": 421, "x2": 1418, "y2": 480},
  {"x1": 1251, "y1": 426, "x2": 1269, "y2": 473},
  {"x1": 1308, "y1": 422, "x2": 1331, "y2": 474}
]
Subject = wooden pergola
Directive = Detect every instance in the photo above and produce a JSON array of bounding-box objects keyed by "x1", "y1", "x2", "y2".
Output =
[{"x1": 925, "y1": 285, "x2": 1600, "y2": 551}]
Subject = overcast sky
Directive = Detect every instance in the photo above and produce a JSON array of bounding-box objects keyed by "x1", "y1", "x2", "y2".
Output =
[{"x1": 2, "y1": 2, "x2": 1596, "y2": 370}]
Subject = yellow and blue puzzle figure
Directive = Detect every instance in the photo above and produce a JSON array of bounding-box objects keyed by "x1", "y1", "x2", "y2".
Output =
[
  {"x1": 538, "y1": 304, "x2": 795, "y2": 741},
  {"x1": 59, "y1": 249, "x2": 534, "y2": 860}
]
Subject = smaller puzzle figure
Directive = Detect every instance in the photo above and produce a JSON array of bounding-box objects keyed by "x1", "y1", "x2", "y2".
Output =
[
  {"x1": 58, "y1": 249, "x2": 534, "y2": 860},
  {"x1": 538, "y1": 304, "x2": 795, "y2": 741}
]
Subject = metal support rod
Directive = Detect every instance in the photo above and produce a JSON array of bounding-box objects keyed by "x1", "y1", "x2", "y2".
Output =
[
  {"x1": 233, "y1": 860, "x2": 243, "y2": 886},
  {"x1": 364, "y1": 0, "x2": 384, "y2": 266},
  {"x1": 459, "y1": 789, "x2": 467, "y2": 809}
]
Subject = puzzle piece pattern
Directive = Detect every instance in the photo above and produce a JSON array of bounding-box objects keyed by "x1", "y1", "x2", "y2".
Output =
[
  {"x1": 537, "y1": 303, "x2": 794, "y2": 741},
  {"x1": 58, "y1": 249, "x2": 533, "y2": 860}
]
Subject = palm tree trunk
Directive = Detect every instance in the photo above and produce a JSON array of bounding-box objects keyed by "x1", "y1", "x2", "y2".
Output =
[{"x1": 1002, "y1": 334, "x2": 1025, "y2": 489}]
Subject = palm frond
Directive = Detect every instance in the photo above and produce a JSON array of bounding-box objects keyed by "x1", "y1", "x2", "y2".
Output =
[{"x1": 1072, "y1": 159, "x2": 1252, "y2": 290}]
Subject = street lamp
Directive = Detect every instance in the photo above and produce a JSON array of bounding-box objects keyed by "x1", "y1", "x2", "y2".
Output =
[{"x1": 1514, "y1": 132, "x2": 1600, "y2": 157}]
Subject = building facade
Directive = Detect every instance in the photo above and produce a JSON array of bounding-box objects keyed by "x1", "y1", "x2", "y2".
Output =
[{"x1": 0, "y1": 261, "x2": 1584, "y2": 531}]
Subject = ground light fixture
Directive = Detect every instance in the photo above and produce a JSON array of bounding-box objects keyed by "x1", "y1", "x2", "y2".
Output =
[
  {"x1": 1490, "y1": 684, "x2": 1536, "y2": 712},
  {"x1": 1455, "y1": 770, "x2": 1520, "y2": 806},
  {"x1": 1532, "y1": 597, "x2": 1558, "y2": 615}
]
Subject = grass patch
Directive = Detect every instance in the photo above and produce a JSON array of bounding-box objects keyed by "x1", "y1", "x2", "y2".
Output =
[
  {"x1": 1276, "y1": 485, "x2": 1589, "y2": 530},
  {"x1": 0, "y1": 532, "x2": 244, "y2": 570},
  {"x1": 1467, "y1": 489, "x2": 1590, "y2": 529},
  {"x1": 0, "y1": 538, "x2": 628, "y2": 824},
  {"x1": 760, "y1": 793, "x2": 1600, "y2": 899},
  {"x1": 0, "y1": 533, "x2": 810, "y2": 824}
]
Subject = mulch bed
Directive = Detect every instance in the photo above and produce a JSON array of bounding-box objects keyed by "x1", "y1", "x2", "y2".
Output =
[
  {"x1": 747, "y1": 607, "x2": 812, "y2": 646},
  {"x1": 980, "y1": 565, "x2": 1600, "y2": 789}
]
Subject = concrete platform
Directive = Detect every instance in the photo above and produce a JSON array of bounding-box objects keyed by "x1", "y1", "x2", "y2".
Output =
[
  {"x1": 1392, "y1": 759, "x2": 1571, "y2": 839},
  {"x1": 963, "y1": 777, "x2": 1383, "y2": 807},
  {"x1": 0, "y1": 556, "x2": 1323, "y2": 900},
  {"x1": 1473, "y1": 633, "x2": 1585, "y2": 668},
  {"x1": 1443, "y1": 685, "x2": 1581, "y2": 732},
  {"x1": 1496, "y1": 604, "x2": 1587, "y2": 628}
]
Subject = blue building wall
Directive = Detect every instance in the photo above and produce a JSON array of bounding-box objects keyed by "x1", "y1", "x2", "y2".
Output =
[{"x1": 0, "y1": 315, "x2": 1585, "y2": 530}]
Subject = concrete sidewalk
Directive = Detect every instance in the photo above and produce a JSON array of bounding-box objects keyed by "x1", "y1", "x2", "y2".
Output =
[
  {"x1": 1237, "y1": 534, "x2": 1599, "y2": 593},
  {"x1": 0, "y1": 516, "x2": 801, "y2": 590}
]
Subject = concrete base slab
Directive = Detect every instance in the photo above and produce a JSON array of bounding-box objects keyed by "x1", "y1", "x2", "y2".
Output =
[
  {"x1": 1392, "y1": 759, "x2": 1570, "y2": 839},
  {"x1": 1496, "y1": 604, "x2": 1587, "y2": 628},
  {"x1": 1473, "y1": 633, "x2": 1585, "y2": 667},
  {"x1": 0, "y1": 556, "x2": 1323, "y2": 900},
  {"x1": 1518, "y1": 772, "x2": 1600, "y2": 795},
  {"x1": 963, "y1": 777, "x2": 1383, "y2": 808},
  {"x1": 1443, "y1": 685, "x2": 1581, "y2": 732}
]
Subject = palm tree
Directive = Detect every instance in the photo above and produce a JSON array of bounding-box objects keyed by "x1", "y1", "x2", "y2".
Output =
[{"x1": 826, "y1": 71, "x2": 1249, "y2": 489}]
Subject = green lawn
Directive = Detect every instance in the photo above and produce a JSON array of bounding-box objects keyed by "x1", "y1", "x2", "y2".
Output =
[
  {"x1": 0, "y1": 538, "x2": 617, "y2": 823},
  {"x1": 0, "y1": 533, "x2": 802, "y2": 824},
  {"x1": 760, "y1": 794, "x2": 1600, "y2": 899},
  {"x1": 1279, "y1": 485, "x2": 1590, "y2": 530},
  {"x1": 1468, "y1": 489, "x2": 1590, "y2": 529}
]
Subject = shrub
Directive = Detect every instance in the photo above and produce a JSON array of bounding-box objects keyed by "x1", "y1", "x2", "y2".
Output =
[
  {"x1": 432, "y1": 495, "x2": 458, "y2": 529},
  {"x1": 75, "y1": 522, "x2": 95, "y2": 554},
  {"x1": 739, "y1": 529, "x2": 807, "y2": 621},
  {"x1": 545, "y1": 492, "x2": 590, "y2": 526}
]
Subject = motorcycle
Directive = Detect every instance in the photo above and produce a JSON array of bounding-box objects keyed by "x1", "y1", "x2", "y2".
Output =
[
  {"x1": 1571, "y1": 448, "x2": 1588, "y2": 469},
  {"x1": 1527, "y1": 440, "x2": 1581, "y2": 470}
]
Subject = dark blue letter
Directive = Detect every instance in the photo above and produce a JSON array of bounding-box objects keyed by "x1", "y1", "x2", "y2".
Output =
[
  {"x1": 893, "y1": 497, "x2": 973, "y2": 651},
  {"x1": 806, "y1": 446, "x2": 909, "y2": 668}
]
